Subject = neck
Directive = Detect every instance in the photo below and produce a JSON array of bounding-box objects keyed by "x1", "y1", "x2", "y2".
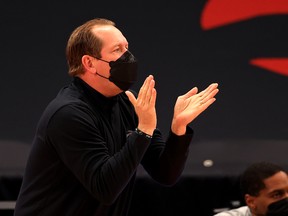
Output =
[{"x1": 77, "y1": 74, "x2": 122, "y2": 97}]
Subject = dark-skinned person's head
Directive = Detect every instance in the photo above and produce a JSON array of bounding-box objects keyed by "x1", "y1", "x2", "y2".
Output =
[{"x1": 240, "y1": 161, "x2": 288, "y2": 216}]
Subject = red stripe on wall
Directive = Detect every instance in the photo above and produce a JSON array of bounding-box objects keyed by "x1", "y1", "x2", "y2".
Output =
[
  {"x1": 201, "y1": 0, "x2": 288, "y2": 30},
  {"x1": 250, "y1": 58, "x2": 288, "y2": 76}
]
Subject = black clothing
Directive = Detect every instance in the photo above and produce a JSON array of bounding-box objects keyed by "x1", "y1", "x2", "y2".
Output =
[{"x1": 14, "y1": 77, "x2": 193, "y2": 216}]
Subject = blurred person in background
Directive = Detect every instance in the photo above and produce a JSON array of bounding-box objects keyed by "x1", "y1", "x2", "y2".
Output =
[{"x1": 215, "y1": 161, "x2": 288, "y2": 216}]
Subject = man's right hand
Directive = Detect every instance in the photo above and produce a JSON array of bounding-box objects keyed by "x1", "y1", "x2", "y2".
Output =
[{"x1": 125, "y1": 75, "x2": 157, "y2": 136}]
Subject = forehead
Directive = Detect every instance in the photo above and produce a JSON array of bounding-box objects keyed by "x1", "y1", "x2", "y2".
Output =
[
  {"x1": 262, "y1": 171, "x2": 288, "y2": 193},
  {"x1": 92, "y1": 25, "x2": 128, "y2": 49}
]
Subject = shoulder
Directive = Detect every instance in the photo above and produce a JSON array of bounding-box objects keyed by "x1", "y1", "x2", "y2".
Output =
[
  {"x1": 214, "y1": 206, "x2": 251, "y2": 216},
  {"x1": 39, "y1": 88, "x2": 95, "y2": 129}
]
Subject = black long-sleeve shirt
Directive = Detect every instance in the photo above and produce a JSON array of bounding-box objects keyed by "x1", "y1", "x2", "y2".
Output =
[{"x1": 14, "y1": 77, "x2": 193, "y2": 216}]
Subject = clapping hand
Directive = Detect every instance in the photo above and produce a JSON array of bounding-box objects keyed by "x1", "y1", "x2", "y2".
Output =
[{"x1": 171, "y1": 83, "x2": 219, "y2": 135}]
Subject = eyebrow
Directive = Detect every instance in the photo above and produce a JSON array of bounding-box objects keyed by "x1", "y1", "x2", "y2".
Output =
[
  {"x1": 109, "y1": 42, "x2": 128, "y2": 48},
  {"x1": 268, "y1": 189, "x2": 284, "y2": 196}
]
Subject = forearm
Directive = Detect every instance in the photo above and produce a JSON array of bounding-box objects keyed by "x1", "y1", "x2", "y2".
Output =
[
  {"x1": 65, "y1": 132, "x2": 151, "y2": 204},
  {"x1": 48, "y1": 106, "x2": 151, "y2": 204},
  {"x1": 142, "y1": 127, "x2": 193, "y2": 185}
]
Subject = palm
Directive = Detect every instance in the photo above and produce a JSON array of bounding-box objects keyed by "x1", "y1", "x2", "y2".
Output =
[{"x1": 172, "y1": 83, "x2": 219, "y2": 134}]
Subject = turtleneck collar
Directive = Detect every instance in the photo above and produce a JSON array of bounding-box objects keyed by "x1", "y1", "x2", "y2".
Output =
[{"x1": 72, "y1": 77, "x2": 119, "y2": 110}]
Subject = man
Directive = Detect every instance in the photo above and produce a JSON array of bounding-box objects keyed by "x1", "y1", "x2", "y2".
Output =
[
  {"x1": 14, "y1": 18, "x2": 219, "y2": 216},
  {"x1": 214, "y1": 161, "x2": 288, "y2": 216}
]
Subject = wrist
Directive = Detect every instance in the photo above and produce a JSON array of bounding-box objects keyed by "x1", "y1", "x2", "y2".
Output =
[
  {"x1": 135, "y1": 128, "x2": 153, "y2": 139},
  {"x1": 137, "y1": 125, "x2": 154, "y2": 136},
  {"x1": 171, "y1": 124, "x2": 186, "y2": 136}
]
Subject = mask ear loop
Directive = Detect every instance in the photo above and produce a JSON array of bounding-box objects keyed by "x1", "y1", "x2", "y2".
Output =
[
  {"x1": 95, "y1": 72, "x2": 109, "y2": 79},
  {"x1": 94, "y1": 56, "x2": 110, "y2": 64},
  {"x1": 93, "y1": 56, "x2": 111, "y2": 79},
  {"x1": 94, "y1": 50, "x2": 131, "y2": 65}
]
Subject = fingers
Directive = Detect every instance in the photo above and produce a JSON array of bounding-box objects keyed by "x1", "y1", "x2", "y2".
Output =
[
  {"x1": 199, "y1": 89, "x2": 219, "y2": 104},
  {"x1": 137, "y1": 75, "x2": 151, "y2": 102},
  {"x1": 199, "y1": 96, "x2": 217, "y2": 108},
  {"x1": 182, "y1": 83, "x2": 218, "y2": 100},
  {"x1": 127, "y1": 75, "x2": 157, "y2": 111},
  {"x1": 194, "y1": 83, "x2": 218, "y2": 104},
  {"x1": 198, "y1": 83, "x2": 218, "y2": 98},
  {"x1": 182, "y1": 87, "x2": 198, "y2": 99},
  {"x1": 138, "y1": 75, "x2": 155, "y2": 106},
  {"x1": 132, "y1": 75, "x2": 157, "y2": 133},
  {"x1": 181, "y1": 83, "x2": 218, "y2": 107},
  {"x1": 150, "y1": 87, "x2": 157, "y2": 107},
  {"x1": 146, "y1": 77, "x2": 155, "y2": 105},
  {"x1": 125, "y1": 91, "x2": 136, "y2": 106}
]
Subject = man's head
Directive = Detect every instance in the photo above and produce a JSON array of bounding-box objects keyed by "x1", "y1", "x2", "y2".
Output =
[
  {"x1": 66, "y1": 18, "x2": 137, "y2": 96},
  {"x1": 66, "y1": 18, "x2": 116, "y2": 77},
  {"x1": 240, "y1": 161, "x2": 288, "y2": 216}
]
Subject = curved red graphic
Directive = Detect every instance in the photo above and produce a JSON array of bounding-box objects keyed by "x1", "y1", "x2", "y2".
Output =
[
  {"x1": 201, "y1": 0, "x2": 288, "y2": 77},
  {"x1": 201, "y1": 0, "x2": 288, "y2": 30},
  {"x1": 250, "y1": 58, "x2": 288, "y2": 76}
]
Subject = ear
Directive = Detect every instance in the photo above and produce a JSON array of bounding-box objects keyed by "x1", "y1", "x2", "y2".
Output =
[
  {"x1": 245, "y1": 194, "x2": 256, "y2": 210},
  {"x1": 82, "y1": 55, "x2": 97, "y2": 74}
]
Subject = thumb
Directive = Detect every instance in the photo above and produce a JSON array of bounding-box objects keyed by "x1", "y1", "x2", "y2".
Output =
[
  {"x1": 125, "y1": 91, "x2": 137, "y2": 107},
  {"x1": 182, "y1": 87, "x2": 198, "y2": 99}
]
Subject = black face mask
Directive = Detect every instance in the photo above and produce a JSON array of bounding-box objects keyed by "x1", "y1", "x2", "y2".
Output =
[
  {"x1": 95, "y1": 50, "x2": 138, "y2": 91},
  {"x1": 266, "y1": 198, "x2": 288, "y2": 216}
]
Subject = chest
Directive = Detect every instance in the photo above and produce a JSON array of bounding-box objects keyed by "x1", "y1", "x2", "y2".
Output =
[{"x1": 93, "y1": 102, "x2": 136, "y2": 154}]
